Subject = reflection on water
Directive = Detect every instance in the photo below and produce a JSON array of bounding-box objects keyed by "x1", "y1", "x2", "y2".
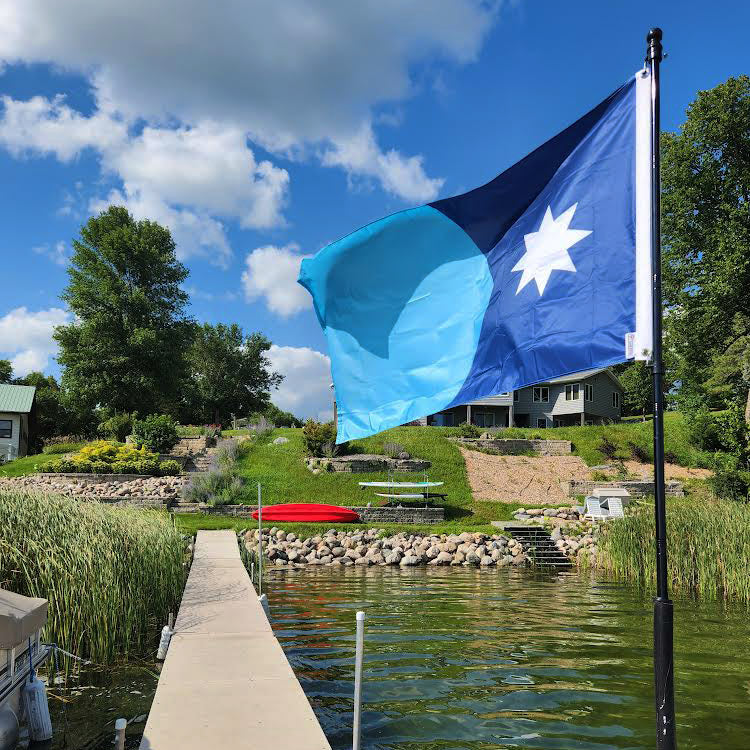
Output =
[{"x1": 267, "y1": 567, "x2": 750, "y2": 750}]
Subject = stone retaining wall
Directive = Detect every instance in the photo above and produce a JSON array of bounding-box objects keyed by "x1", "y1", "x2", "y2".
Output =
[
  {"x1": 563, "y1": 479, "x2": 684, "y2": 497},
  {"x1": 452, "y1": 438, "x2": 572, "y2": 455},
  {"x1": 306, "y1": 454, "x2": 431, "y2": 473},
  {"x1": 37, "y1": 472, "x2": 154, "y2": 483},
  {"x1": 171, "y1": 502, "x2": 445, "y2": 524}
]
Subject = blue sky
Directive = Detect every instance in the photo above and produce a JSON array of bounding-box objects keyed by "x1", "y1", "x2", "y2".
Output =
[{"x1": 0, "y1": 0, "x2": 747, "y2": 419}]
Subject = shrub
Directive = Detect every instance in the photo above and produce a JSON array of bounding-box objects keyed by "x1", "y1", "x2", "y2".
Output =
[
  {"x1": 42, "y1": 442, "x2": 85, "y2": 455},
  {"x1": 302, "y1": 419, "x2": 348, "y2": 457},
  {"x1": 44, "y1": 440, "x2": 175, "y2": 476},
  {"x1": 97, "y1": 412, "x2": 136, "y2": 442},
  {"x1": 157, "y1": 459, "x2": 181, "y2": 476},
  {"x1": 597, "y1": 436, "x2": 619, "y2": 460},
  {"x1": 456, "y1": 422, "x2": 481, "y2": 438},
  {"x1": 628, "y1": 441, "x2": 650, "y2": 463},
  {"x1": 182, "y1": 466, "x2": 244, "y2": 505},
  {"x1": 685, "y1": 406, "x2": 720, "y2": 451},
  {"x1": 131, "y1": 414, "x2": 179, "y2": 454},
  {"x1": 591, "y1": 470, "x2": 612, "y2": 481},
  {"x1": 664, "y1": 450, "x2": 679, "y2": 464}
]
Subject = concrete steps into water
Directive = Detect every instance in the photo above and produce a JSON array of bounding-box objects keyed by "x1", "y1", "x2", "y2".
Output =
[
  {"x1": 139, "y1": 530, "x2": 331, "y2": 750},
  {"x1": 503, "y1": 525, "x2": 573, "y2": 568}
]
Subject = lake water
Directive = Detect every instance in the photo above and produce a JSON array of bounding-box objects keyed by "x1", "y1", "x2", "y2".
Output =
[{"x1": 267, "y1": 567, "x2": 750, "y2": 750}]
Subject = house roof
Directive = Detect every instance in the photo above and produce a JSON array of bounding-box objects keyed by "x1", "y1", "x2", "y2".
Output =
[
  {"x1": 0, "y1": 384, "x2": 36, "y2": 413},
  {"x1": 542, "y1": 368, "x2": 623, "y2": 389}
]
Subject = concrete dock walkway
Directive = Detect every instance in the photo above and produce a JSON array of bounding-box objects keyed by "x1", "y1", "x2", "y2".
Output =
[{"x1": 140, "y1": 529, "x2": 332, "y2": 750}]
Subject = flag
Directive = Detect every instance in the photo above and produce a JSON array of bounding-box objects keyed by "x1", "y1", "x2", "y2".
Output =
[{"x1": 299, "y1": 70, "x2": 653, "y2": 442}]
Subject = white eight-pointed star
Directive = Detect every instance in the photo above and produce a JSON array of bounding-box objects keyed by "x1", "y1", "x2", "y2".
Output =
[{"x1": 511, "y1": 203, "x2": 591, "y2": 295}]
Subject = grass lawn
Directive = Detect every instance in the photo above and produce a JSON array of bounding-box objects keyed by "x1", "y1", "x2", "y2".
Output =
[
  {"x1": 228, "y1": 426, "x2": 571, "y2": 528},
  {"x1": 0, "y1": 452, "x2": 58, "y2": 476}
]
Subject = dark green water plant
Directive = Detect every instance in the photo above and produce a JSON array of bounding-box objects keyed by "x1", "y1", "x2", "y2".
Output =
[
  {"x1": 600, "y1": 497, "x2": 750, "y2": 603},
  {"x1": 0, "y1": 492, "x2": 187, "y2": 670}
]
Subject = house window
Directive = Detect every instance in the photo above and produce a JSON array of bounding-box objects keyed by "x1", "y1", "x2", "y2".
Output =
[
  {"x1": 612, "y1": 392, "x2": 621, "y2": 409},
  {"x1": 532, "y1": 387, "x2": 549, "y2": 403},
  {"x1": 585, "y1": 383, "x2": 594, "y2": 401},
  {"x1": 536, "y1": 418, "x2": 547, "y2": 428},
  {"x1": 513, "y1": 390, "x2": 520, "y2": 402},
  {"x1": 0, "y1": 420, "x2": 11, "y2": 439},
  {"x1": 565, "y1": 384, "x2": 580, "y2": 401}
]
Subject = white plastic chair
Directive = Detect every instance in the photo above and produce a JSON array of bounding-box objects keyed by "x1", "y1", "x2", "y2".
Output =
[
  {"x1": 584, "y1": 497, "x2": 610, "y2": 521},
  {"x1": 606, "y1": 498, "x2": 625, "y2": 519}
]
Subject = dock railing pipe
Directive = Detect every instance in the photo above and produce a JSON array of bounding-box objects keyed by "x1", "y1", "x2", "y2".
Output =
[
  {"x1": 353, "y1": 611, "x2": 365, "y2": 750},
  {"x1": 257, "y1": 482, "x2": 262, "y2": 596}
]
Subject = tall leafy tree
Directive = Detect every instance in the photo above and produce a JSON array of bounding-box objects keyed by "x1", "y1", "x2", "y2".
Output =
[
  {"x1": 54, "y1": 206, "x2": 192, "y2": 416},
  {"x1": 617, "y1": 361, "x2": 653, "y2": 421},
  {"x1": 186, "y1": 322, "x2": 282, "y2": 425},
  {"x1": 704, "y1": 314, "x2": 750, "y2": 424},
  {"x1": 661, "y1": 75, "x2": 750, "y2": 407},
  {"x1": 0, "y1": 360, "x2": 12, "y2": 383}
]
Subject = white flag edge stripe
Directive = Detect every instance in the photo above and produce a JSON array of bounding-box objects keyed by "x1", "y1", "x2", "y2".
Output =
[{"x1": 633, "y1": 67, "x2": 654, "y2": 360}]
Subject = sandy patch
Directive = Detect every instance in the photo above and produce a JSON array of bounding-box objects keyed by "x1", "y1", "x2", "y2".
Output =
[
  {"x1": 459, "y1": 447, "x2": 591, "y2": 505},
  {"x1": 623, "y1": 460, "x2": 712, "y2": 480}
]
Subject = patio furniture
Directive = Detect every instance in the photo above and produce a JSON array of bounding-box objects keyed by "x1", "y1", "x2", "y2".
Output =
[
  {"x1": 591, "y1": 487, "x2": 631, "y2": 506},
  {"x1": 583, "y1": 497, "x2": 610, "y2": 521},
  {"x1": 606, "y1": 497, "x2": 625, "y2": 519}
]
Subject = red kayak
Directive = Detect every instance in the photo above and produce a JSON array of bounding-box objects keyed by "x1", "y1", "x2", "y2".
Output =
[{"x1": 252, "y1": 503, "x2": 360, "y2": 523}]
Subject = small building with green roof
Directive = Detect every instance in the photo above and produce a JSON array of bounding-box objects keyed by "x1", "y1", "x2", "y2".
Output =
[{"x1": 0, "y1": 384, "x2": 36, "y2": 460}]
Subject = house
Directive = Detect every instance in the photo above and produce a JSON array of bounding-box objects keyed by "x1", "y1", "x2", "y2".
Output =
[
  {"x1": 0, "y1": 384, "x2": 36, "y2": 460},
  {"x1": 424, "y1": 368, "x2": 624, "y2": 429}
]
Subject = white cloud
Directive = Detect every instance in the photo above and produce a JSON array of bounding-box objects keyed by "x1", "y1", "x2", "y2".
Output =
[
  {"x1": 242, "y1": 244, "x2": 312, "y2": 317},
  {"x1": 324, "y1": 121, "x2": 444, "y2": 202},
  {"x1": 32, "y1": 240, "x2": 68, "y2": 266},
  {"x1": 0, "y1": 94, "x2": 126, "y2": 161},
  {"x1": 267, "y1": 344, "x2": 332, "y2": 421},
  {"x1": 0, "y1": 96, "x2": 291, "y2": 264},
  {"x1": 0, "y1": 1, "x2": 499, "y2": 203},
  {"x1": 0, "y1": 306, "x2": 71, "y2": 376}
]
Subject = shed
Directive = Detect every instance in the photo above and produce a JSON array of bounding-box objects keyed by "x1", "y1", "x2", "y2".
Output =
[{"x1": 0, "y1": 384, "x2": 36, "y2": 460}]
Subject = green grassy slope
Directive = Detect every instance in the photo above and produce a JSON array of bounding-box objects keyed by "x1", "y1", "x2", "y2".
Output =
[
  {"x1": 483, "y1": 412, "x2": 708, "y2": 467},
  {"x1": 0, "y1": 453, "x2": 58, "y2": 476}
]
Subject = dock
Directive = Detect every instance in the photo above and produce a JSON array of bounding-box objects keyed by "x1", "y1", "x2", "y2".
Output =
[{"x1": 139, "y1": 529, "x2": 332, "y2": 750}]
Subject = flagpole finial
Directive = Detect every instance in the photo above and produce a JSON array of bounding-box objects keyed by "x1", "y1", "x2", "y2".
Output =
[{"x1": 646, "y1": 28, "x2": 663, "y2": 63}]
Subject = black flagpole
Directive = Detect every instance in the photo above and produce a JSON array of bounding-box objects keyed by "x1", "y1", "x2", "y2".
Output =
[{"x1": 646, "y1": 27, "x2": 677, "y2": 750}]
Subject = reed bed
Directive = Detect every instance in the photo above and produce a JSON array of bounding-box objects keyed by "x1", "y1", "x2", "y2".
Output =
[
  {"x1": 0, "y1": 491, "x2": 188, "y2": 669},
  {"x1": 600, "y1": 497, "x2": 750, "y2": 603}
]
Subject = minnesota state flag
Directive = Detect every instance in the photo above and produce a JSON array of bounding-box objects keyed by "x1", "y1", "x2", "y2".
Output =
[{"x1": 299, "y1": 70, "x2": 654, "y2": 442}]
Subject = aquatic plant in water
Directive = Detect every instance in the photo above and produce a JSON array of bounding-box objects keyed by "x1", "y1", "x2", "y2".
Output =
[
  {"x1": 0, "y1": 491, "x2": 188, "y2": 670},
  {"x1": 600, "y1": 497, "x2": 750, "y2": 603}
]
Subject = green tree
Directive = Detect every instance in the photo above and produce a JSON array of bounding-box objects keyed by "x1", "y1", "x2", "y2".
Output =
[
  {"x1": 14, "y1": 372, "x2": 96, "y2": 449},
  {"x1": 250, "y1": 403, "x2": 303, "y2": 428},
  {"x1": 704, "y1": 313, "x2": 750, "y2": 424},
  {"x1": 0, "y1": 360, "x2": 11, "y2": 383},
  {"x1": 54, "y1": 206, "x2": 192, "y2": 416},
  {"x1": 661, "y1": 75, "x2": 750, "y2": 408},
  {"x1": 186, "y1": 322, "x2": 282, "y2": 425},
  {"x1": 618, "y1": 361, "x2": 653, "y2": 421}
]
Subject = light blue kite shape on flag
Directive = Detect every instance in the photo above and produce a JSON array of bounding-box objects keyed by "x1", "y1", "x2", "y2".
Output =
[{"x1": 299, "y1": 71, "x2": 653, "y2": 442}]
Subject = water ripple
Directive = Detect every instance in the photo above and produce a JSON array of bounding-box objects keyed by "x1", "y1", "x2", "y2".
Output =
[{"x1": 267, "y1": 567, "x2": 750, "y2": 749}]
